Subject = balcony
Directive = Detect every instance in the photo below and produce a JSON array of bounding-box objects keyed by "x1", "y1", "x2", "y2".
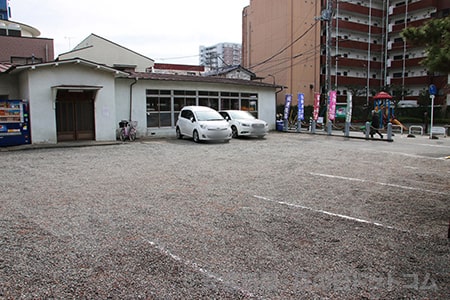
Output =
[
  {"x1": 390, "y1": 18, "x2": 430, "y2": 33},
  {"x1": 388, "y1": 57, "x2": 424, "y2": 69},
  {"x1": 322, "y1": 74, "x2": 382, "y2": 87},
  {"x1": 390, "y1": 0, "x2": 437, "y2": 15},
  {"x1": 388, "y1": 41, "x2": 416, "y2": 52},
  {"x1": 338, "y1": 2, "x2": 384, "y2": 18},
  {"x1": 335, "y1": 38, "x2": 383, "y2": 52},
  {"x1": 333, "y1": 57, "x2": 383, "y2": 70},
  {"x1": 389, "y1": 75, "x2": 433, "y2": 86},
  {"x1": 333, "y1": 19, "x2": 383, "y2": 35}
]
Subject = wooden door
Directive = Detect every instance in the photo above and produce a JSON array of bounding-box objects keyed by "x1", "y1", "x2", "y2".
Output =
[{"x1": 56, "y1": 90, "x2": 95, "y2": 141}]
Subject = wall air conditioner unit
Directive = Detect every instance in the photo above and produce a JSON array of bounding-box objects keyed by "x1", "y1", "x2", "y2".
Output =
[
  {"x1": 389, "y1": 6, "x2": 394, "y2": 15},
  {"x1": 388, "y1": 24, "x2": 393, "y2": 33},
  {"x1": 388, "y1": 41, "x2": 393, "y2": 50},
  {"x1": 386, "y1": 76, "x2": 391, "y2": 85},
  {"x1": 387, "y1": 59, "x2": 392, "y2": 67}
]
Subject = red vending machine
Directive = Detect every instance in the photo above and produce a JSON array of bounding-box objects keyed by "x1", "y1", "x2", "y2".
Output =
[{"x1": 0, "y1": 99, "x2": 31, "y2": 147}]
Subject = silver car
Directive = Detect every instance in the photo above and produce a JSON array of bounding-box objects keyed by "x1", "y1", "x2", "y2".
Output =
[
  {"x1": 219, "y1": 110, "x2": 268, "y2": 138},
  {"x1": 176, "y1": 106, "x2": 232, "y2": 143}
]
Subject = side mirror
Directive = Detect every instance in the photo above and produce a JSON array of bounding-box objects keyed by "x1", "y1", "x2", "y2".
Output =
[{"x1": 190, "y1": 117, "x2": 196, "y2": 123}]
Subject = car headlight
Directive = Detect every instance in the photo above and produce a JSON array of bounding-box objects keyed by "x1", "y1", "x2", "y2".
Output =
[
  {"x1": 200, "y1": 124, "x2": 208, "y2": 129},
  {"x1": 239, "y1": 122, "x2": 250, "y2": 127}
]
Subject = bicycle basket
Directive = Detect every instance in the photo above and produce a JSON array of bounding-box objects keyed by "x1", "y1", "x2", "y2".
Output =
[{"x1": 119, "y1": 120, "x2": 128, "y2": 128}]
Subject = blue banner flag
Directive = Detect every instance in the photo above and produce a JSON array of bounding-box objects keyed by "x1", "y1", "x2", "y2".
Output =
[
  {"x1": 298, "y1": 93, "x2": 305, "y2": 121},
  {"x1": 283, "y1": 94, "x2": 292, "y2": 120}
]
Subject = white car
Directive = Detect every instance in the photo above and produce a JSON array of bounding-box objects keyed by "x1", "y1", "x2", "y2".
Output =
[
  {"x1": 176, "y1": 106, "x2": 232, "y2": 143},
  {"x1": 219, "y1": 110, "x2": 268, "y2": 138}
]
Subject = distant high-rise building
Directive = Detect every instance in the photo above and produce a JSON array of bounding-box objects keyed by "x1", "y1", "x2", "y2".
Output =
[
  {"x1": 243, "y1": 0, "x2": 450, "y2": 107},
  {"x1": 199, "y1": 43, "x2": 242, "y2": 70},
  {"x1": 0, "y1": 0, "x2": 10, "y2": 20}
]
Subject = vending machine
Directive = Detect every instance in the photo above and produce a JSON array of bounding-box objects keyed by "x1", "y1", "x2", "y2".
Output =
[{"x1": 0, "y1": 99, "x2": 31, "y2": 147}]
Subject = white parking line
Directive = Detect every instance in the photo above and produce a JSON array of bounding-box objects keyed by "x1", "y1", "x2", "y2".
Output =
[
  {"x1": 360, "y1": 148, "x2": 449, "y2": 160},
  {"x1": 253, "y1": 195, "x2": 397, "y2": 231},
  {"x1": 144, "y1": 239, "x2": 259, "y2": 298},
  {"x1": 309, "y1": 172, "x2": 447, "y2": 195}
]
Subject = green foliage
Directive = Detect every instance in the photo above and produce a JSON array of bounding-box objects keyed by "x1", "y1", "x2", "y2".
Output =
[{"x1": 401, "y1": 16, "x2": 450, "y2": 73}]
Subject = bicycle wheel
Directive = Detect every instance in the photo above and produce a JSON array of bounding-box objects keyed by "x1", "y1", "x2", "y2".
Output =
[
  {"x1": 129, "y1": 130, "x2": 136, "y2": 141},
  {"x1": 119, "y1": 128, "x2": 126, "y2": 141}
]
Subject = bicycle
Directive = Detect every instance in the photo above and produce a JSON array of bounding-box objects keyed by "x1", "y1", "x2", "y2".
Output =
[{"x1": 118, "y1": 120, "x2": 137, "y2": 141}]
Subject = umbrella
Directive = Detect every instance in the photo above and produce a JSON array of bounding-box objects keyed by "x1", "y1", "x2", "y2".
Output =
[{"x1": 373, "y1": 91, "x2": 393, "y2": 99}]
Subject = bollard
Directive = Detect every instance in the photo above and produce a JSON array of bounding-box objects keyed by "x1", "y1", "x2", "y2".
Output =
[
  {"x1": 387, "y1": 122, "x2": 392, "y2": 140},
  {"x1": 365, "y1": 121, "x2": 371, "y2": 139},
  {"x1": 311, "y1": 120, "x2": 316, "y2": 134},
  {"x1": 327, "y1": 121, "x2": 332, "y2": 136},
  {"x1": 344, "y1": 122, "x2": 350, "y2": 137},
  {"x1": 297, "y1": 120, "x2": 301, "y2": 133},
  {"x1": 283, "y1": 119, "x2": 288, "y2": 132}
]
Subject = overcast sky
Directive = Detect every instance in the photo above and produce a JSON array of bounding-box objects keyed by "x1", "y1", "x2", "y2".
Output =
[{"x1": 10, "y1": 0, "x2": 250, "y2": 64}]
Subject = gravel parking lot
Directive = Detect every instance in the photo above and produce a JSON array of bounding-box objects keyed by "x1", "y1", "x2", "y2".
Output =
[{"x1": 1, "y1": 132, "x2": 449, "y2": 299}]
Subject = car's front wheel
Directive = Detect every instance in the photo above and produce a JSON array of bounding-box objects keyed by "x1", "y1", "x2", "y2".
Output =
[
  {"x1": 176, "y1": 127, "x2": 183, "y2": 139},
  {"x1": 193, "y1": 130, "x2": 200, "y2": 143},
  {"x1": 231, "y1": 126, "x2": 239, "y2": 138}
]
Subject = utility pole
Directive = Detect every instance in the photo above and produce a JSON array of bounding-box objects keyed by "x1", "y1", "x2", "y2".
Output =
[
  {"x1": 315, "y1": 0, "x2": 333, "y2": 133},
  {"x1": 323, "y1": 0, "x2": 333, "y2": 134}
]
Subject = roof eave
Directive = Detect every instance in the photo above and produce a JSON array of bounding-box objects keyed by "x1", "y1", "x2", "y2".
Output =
[{"x1": 11, "y1": 58, "x2": 129, "y2": 77}]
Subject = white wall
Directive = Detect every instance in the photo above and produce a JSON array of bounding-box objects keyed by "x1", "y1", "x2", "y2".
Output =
[
  {"x1": 116, "y1": 78, "x2": 277, "y2": 138},
  {"x1": 20, "y1": 64, "x2": 117, "y2": 144},
  {"x1": 61, "y1": 34, "x2": 154, "y2": 72}
]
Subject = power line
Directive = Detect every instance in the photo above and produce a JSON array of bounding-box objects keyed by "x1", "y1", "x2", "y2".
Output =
[
  {"x1": 155, "y1": 54, "x2": 200, "y2": 61},
  {"x1": 248, "y1": 20, "x2": 320, "y2": 70},
  {"x1": 253, "y1": 44, "x2": 321, "y2": 75}
]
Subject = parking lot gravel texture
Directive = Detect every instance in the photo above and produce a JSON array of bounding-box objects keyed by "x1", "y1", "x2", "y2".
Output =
[{"x1": 0, "y1": 132, "x2": 449, "y2": 299}]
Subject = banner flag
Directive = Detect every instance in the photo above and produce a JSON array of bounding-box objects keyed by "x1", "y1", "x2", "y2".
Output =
[
  {"x1": 283, "y1": 94, "x2": 292, "y2": 120},
  {"x1": 346, "y1": 92, "x2": 353, "y2": 123},
  {"x1": 313, "y1": 92, "x2": 320, "y2": 120},
  {"x1": 328, "y1": 91, "x2": 337, "y2": 121},
  {"x1": 298, "y1": 93, "x2": 305, "y2": 121}
]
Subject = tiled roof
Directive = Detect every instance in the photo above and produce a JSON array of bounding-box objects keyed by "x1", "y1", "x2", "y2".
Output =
[{"x1": 126, "y1": 71, "x2": 278, "y2": 88}]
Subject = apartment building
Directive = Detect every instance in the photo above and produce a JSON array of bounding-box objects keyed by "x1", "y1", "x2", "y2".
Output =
[
  {"x1": 0, "y1": 0, "x2": 10, "y2": 20},
  {"x1": 242, "y1": 0, "x2": 321, "y2": 106},
  {"x1": 385, "y1": 0, "x2": 449, "y2": 107},
  {"x1": 199, "y1": 43, "x2": 242, "y2": 70},
  {"x1": 243, "y1": 0, "x2": 449, "y2": 107}
]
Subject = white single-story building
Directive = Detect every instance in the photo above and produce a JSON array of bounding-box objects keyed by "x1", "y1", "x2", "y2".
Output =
[{"x1": 1, "y1": 34, "x2": 278, "y2": 144}]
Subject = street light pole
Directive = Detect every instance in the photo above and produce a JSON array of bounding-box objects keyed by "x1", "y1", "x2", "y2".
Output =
[
  {"x1": 430, "y1": 94, "x2": 435, "y2": 139},
  {"x1": 429, "y1": 84, "x2": 437, "y2": 139}
]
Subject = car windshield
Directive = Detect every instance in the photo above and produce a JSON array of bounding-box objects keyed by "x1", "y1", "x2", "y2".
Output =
[
  {"x1": 228, "y1": 111, "x2": 256, "y2": 119},
  {"x1": 196, "y1": 110, "x2": 224, "y2": 121}
]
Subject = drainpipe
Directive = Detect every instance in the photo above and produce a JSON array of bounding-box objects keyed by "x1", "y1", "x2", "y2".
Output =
[{"x1": 129, "y1": 78, "x2": 137, "y2": 121}]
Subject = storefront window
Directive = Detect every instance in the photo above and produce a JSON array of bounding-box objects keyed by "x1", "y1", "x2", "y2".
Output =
[
  {"x1": 146, "y1": 90, "x2": 172, "y2": 127},
  {"x1": 146, "y1": 89, "x2": 259, "y2": 127}
]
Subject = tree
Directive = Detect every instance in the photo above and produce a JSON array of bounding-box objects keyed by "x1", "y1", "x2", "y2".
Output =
[{"x1": 401, "y1": 16, "x2": 450, "y2": 73}]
